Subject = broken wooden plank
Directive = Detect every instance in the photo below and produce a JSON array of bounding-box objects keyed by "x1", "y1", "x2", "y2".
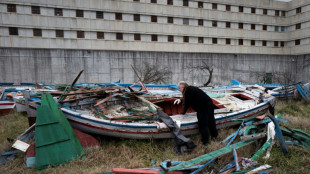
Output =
[{"x1": 112, "y1": 168, "x2": 182, "y2": 174}]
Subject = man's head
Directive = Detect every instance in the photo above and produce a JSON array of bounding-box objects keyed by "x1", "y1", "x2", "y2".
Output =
[{"x1": 178, "y1": 81, "x2": 188, "y2": 93}]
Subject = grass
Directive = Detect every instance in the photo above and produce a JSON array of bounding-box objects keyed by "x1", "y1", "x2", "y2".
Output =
[{"x1": 0, "y1": 100, "x2": 310, "y2": 173}]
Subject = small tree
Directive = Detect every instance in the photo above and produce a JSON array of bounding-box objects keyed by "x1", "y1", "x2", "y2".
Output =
[
  {"x1": 187, "y1": 61, "x2": 213, "y2": 86},
  {"x1": 132, "y1": 62, "x2": 172, "y2": 84}
]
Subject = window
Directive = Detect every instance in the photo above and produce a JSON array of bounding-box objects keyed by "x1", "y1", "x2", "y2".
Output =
[
  {"x1": 198, "y1": 37, "x2": 203, "y2": 43},
  {"x1": 281, "y1": 41, "x2": 284, "y2": 47},
  {"x1": 183, "y1": 18, "x2": 189, "y2": 25},
  {"x1": 281, "y1": 11, "x2": 285, "y2": 17},
  {"x1": 115, "y1": 13, "x2": 122, "y2": 20},
  {"x1": 151, "y1": 0, "x2": 157, "y2": 3},
  {"x1": 263, "y1": 9, "x2": 267, "y2": 15},
  {"x1": 183, "y1": 36, "x2": 189, "y2": 43},
  {"x1": 295, "y1": 39, "x2": 300, "y2": 45},
  {"x1": 31, "y1": 6, "x2": 40, "y2": 14},
  {"x1": 281, "y1": 26, "x2": 285, "y2": 32},
  {"x1": 251, "y1": 40, "x2": 255, "y2": 46},
  {"x1": 239, "y1": 23, "x2": 243, "y2": 29},
  {"x1": 97, "y1": 32, "x2": 104, "y2": 39},
  {"x1": 133, "y1": 0, "x2": 140, "y2": 1},
  {"x1": 152, "y1": 35, "x2": 158, "y2": 41},
  {"x1": 275, "y1": 10, "x2": 279, "y2": 16},
  {"x1": 167, "y1": 0, "x2": 173, "y2": 5},
  {"x1": 116, "y1": 33, "x2": 123, "y2": 40},
  {"x1": 275, "y1": 26, "x2": 279, "y2": 32},
  {"x1": 198, "y1": 2, "x2": 203, "y2": 8},
  {"x1": 33, "y1": 29, "x2": 42, "y2": 36},
  {"x1": 239, "y1": 6, "x2": 243, "y2": 12},
  {"x1": 76, "y1": 10, "x2": 83, "y2": 17},
  {"x1": 56, "y1": 30, "x2": 64, "y2": 38},
  {"x1": 134, "y1": 14, "x2": 140, "y2": 21},
  {"x1": 262, "y1": 40, "x2": 267, "y2": 46},
  {"x1": 296, "y1": 7, "x2": 301, "y2": 14},
  {"x1": 251, "y1": 24, "x2": 255, "y2": 30},
  {"x1": 226, "y1": 22, "x2": 231, "y2": 28},
  {"x1": 77, "y1": 31, "x2": 84, "y2": 38},
  {"x1": 212, "y1": 3, "x2": 217, "y2": 10},
  {"x1": 167, "y1": 17, "x2": 173, "y2": 24},
  {"x1": 183, "y1": 0, "x2": 188, "y2": 6},
  {"x1": 96, "y1": 11, "x2": 103, "y2": 19},
  {"x1": 226, "y1": 38, "x2": 231, "y2": 45},
  {"x1": 251, "y1": 8, "x2": 256, "y2": 14},
  {"x1": 212, "y1": 38, "x2": 217, "y2": 44},
  {"x1": 151, "y1": 16, "x2": 157, "y2": 22},
  {"x1": 274, "y1": 41, "x2": 278, "y2": 47},
  {"x1": 263, "y1": 25, "x2": 267, "y2": 31},
  {"x1": 7, "y1": 4, "x2": 16, "y2": 12},
  {"x1": 212, "y1": 21, "x2": 217, "y2": 27},
  {"x1": 168, "y1": 35, "x2": 174, "y2": 42},
  {"x1": 296, "y1": 23, "x2": 301, "y2": 30},
  {"x1": 198, "y1": 19, "x2": 203, "y2": 26},
  {"x1": 55, "y1": 8, "x2": 63, "y2": 16},
  {"x1": 134, "y1": 34, "x2": 141, "y2": 40},
  {"x1": 9, "y1": 27, "x2": 18, "y2": 35},
  {"x1": 226, "y1": 5, "x2": 231, "y2": 11},
  {"x1": 239, "y1": 39, "x2": 243, "y2": 45}
]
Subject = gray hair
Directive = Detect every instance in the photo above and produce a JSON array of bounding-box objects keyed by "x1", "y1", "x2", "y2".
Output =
[{"x1": 178, "y1": 81, "x2": 188, "y2": 87}]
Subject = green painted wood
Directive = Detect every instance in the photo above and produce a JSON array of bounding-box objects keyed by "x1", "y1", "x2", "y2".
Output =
[
  {"x1": 161, "y1": 140, "x2": 254, "y2": 173},
  {"x1": 35, "y1": 93, "x2": 85, "y2": 171},
  {"x1": 251, "y1": 138, "x2": 272, "y2": 160}
]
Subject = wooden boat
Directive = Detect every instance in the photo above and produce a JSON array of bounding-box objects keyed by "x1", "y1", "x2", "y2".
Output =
[
  {"x1": 22, "y1": 86, "x2": 275, "y2": 139},
  {"x1": 0, "y1": 101, "x2": 15, "y2": 116}
]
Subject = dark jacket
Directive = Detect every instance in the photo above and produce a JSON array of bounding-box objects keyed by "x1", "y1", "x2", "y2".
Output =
[{"x1": 182, "y1": 86, "x2": 214, "y2": 114}]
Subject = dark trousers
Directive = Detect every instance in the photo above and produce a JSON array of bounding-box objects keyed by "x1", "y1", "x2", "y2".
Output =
[{"x1": 197, "y1": 107, "x2": 218, "y2": 144}]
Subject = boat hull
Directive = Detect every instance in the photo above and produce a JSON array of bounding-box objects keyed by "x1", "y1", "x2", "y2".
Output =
[{"x1": 0, "y1": 101, "x2": 15, "y2": 116}]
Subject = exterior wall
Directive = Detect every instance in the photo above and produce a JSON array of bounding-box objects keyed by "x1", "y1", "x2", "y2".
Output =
[{"x1": 1, "y1": 48, "x2": 309, "y2": 85}]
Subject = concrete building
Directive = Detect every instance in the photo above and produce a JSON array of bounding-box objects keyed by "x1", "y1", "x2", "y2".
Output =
[{"x1": 0, "y1": 0, "x2": 309, "y2": 85}]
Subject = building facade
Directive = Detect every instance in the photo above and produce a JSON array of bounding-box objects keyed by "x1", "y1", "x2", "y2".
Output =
[{"x1": 0, "y1": 0, "x2": 310, "y2": 84}]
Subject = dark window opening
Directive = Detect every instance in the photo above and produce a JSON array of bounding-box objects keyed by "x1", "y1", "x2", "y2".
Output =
[
  {"x1": 239, "y1": 39, "x2": 243, "y2": 45},
  {"x1": 134, "y1": 34, "x2": 141, "y2": 40},
  {"x1": 212, "y1": 21, "x2": 217, "y2": 27},
  {"x1": 167, "y1": 0, "x2": 173, "y2": 5},
  {"x1": 262, "y1": 40, "x2": 267, "y2": 46},
  {"x1": 7, "y1": 4, "x2": 16, "y2": 12},
  {"x1": 251, "y1": 40, "x2": 255, "y2": 46},
  {"x1": 56, "y1": 30, "x2": 64, "y2": 37},
  {"x1": 281, "y1": 11, "x2": 285, "y2": 16},
  {"x1": 115, "y1": 13, "x2": 122, "y2": 20},
  {"x1": 96, "y1": 11, "x2": 103, "y2": 19},
  {"x1": 296, "y1": 7, "x2": 301, "y2": 14},
  {"x1": 212, "y1": 38, "x2": 217, "y2": 44},
  {"x1": 97, "y1": 32, "x2": 104, "y2": 39},
  {"x1": 296, "y1": 23, "x2": 301, "y2": 30},
  {"x1": 275, "y1": 10, "x2": 279, "y2": 16},
  {"x1": 167, "y1": 17, "x2": 173, "y2": 24},
  {"x1": 295, "y1": 39, "x2": 300, "y2": 45},
  {"x1": 212, "y1": 3, "x2": 217, "y2": 10},
  {"x1": 133, "y1": 0, "x2": 140, "y2": 1},
  {"x1": 274, "y1": 41, "x2": 278, "y2": 47},
  {"x1": 77, "y1": 31, "x2": 84, "y2": 38},
  {"x1": 183, "y1": 18, "x2": 189, "y2": 25},
  {"x1": 251, "y1": 24, "x2": 255, "y2": 30},
  {"x1": 33, "y1": 29, "x2": 42, "y2": 36},
  {"x1": 151, "y1": 16, "x2": 157, "y2": 22},
  {"x1": 151, "y1": 0, "x2": 157, "y2": 3},
  {"x1": 55, "y1": 8, "x2": 63, "y2": 16},
  {"x1": 239, "y1": 23, "x2": 243, "y2": 29},
  {"x1": 31, "y1": 6, "x2": 40, "y2": 14},
  {"x1": 183, "y1": 0, "x2": 188, "y2": 6},
  {"x1": 198, "y1": 2, "x2": 203, "y2": 8},
  {"x1": 198, "y1": 37, "x2": 203, "y2": 43},
  {"x1": 198, "y1": 19, "x2": 203, "y2": 26},
  {"x1": 263, "y1": 25, "x2": 267, "y2": 31},
  {"x1": 239, "y1": 6, "x2": 243, "y2": 12},
  {"x1": 152, "y1": 35, "x2": 158, "y2": 41},
  {"x1": 168, "y1": 35, "x2": 174, "y2": 42},
  {"x1": 263, "y1": 9, "x2": 267, "y2": 15},
  {"x1": 226, "y1": 5, "x2": 231, "y2": 11},
  {"x1": 232, "y1": 94, "x2": 253, "y2": 100},
  {"x1": 116, "y1": 33, "x2": 123, "y2": 40},
  {"x1": 226, "y1": 38, "x2": 231, "y2": 45},
  {"x1": 281, "y1": 41, "x2": 284, "y2": 47},
  {"x1": 9, "y1": 27, "x2": 18, "y2": 35},
  {"x1": 183, "y1": 36, "x2": 189, "y2": 43},
  {"x1": 76, "y1": 10, "x2": 83, "y2": 17},
  {"x1": 134, "y1": 14, "x2": 140, "y2": 21},
  {"x1": 251, "y1": 8, "x2": 256, "y2": 14},
  {"x1": 226, "y1": 22, "x2": 230, "y2": 28}
]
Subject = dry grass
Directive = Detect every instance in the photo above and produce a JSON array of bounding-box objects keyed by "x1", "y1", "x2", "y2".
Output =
[{"x1": 1, "y1": 100, "x2": 310, "y2": 173}]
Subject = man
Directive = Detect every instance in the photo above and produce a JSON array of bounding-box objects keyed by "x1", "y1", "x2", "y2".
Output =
[{"x1": 176, "y1": 81, "x2": 218, "y2": 145}]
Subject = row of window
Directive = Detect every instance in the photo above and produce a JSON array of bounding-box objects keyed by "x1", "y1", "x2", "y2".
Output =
[{"x1": 7, "y1": 27, "x2": 303, "y2": 46}]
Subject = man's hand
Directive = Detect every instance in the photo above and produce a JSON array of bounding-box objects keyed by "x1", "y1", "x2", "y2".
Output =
[{"x1": 173, "y1": 99, "x2": 181, "y2": 105}]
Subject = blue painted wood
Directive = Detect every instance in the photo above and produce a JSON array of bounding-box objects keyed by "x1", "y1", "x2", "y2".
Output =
[{"x1": 267, "y1": 114, "x2": 288, "y2": 153}]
